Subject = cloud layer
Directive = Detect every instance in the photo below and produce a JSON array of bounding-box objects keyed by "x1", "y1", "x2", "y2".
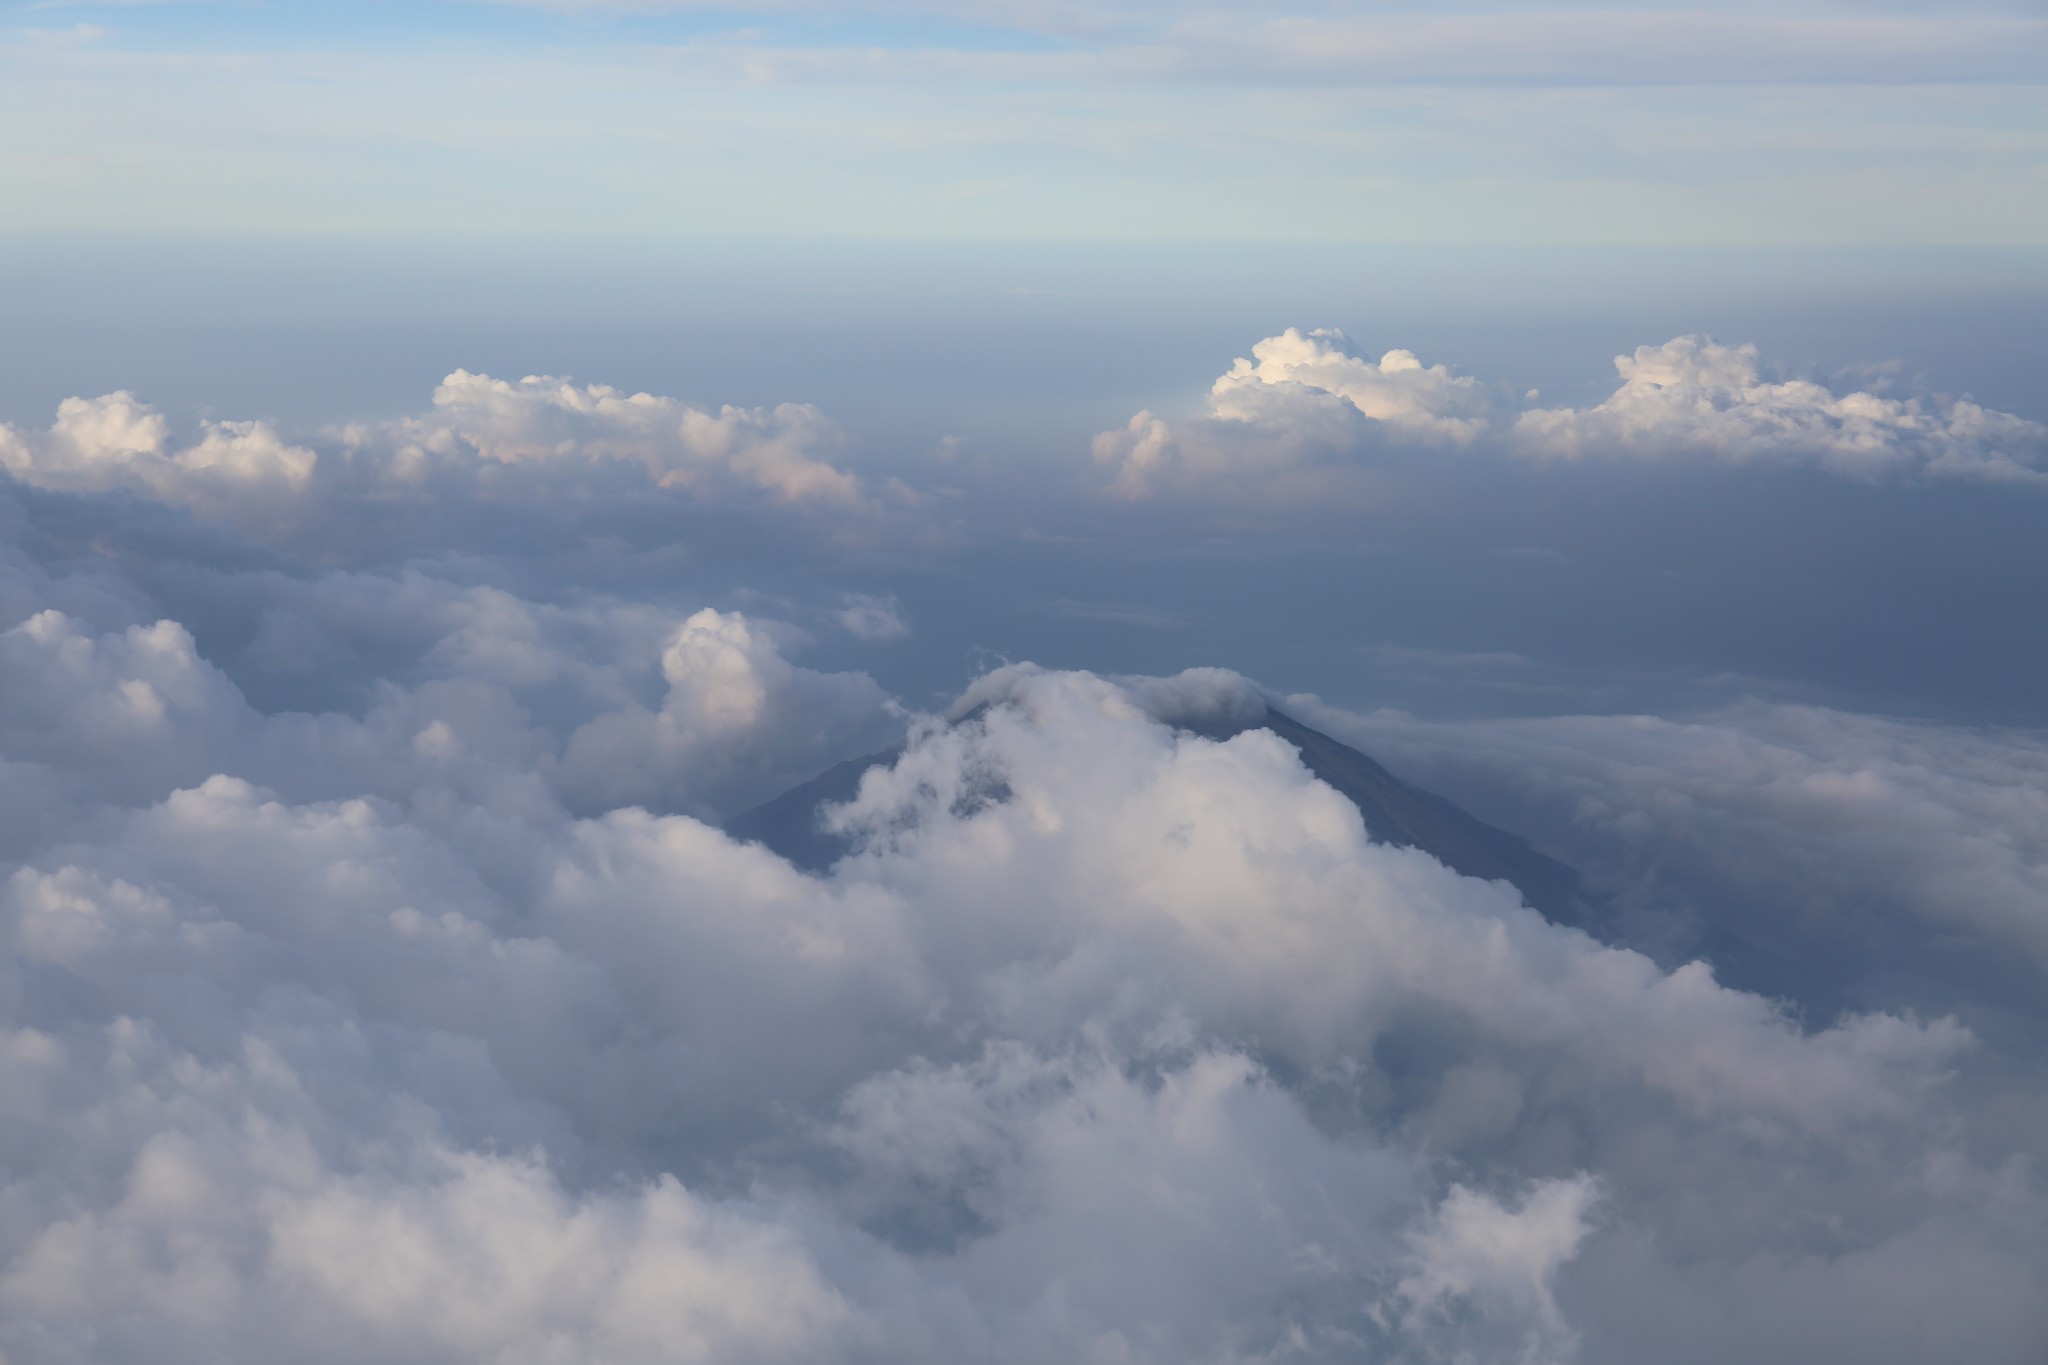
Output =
[
  {"x1": 2, "y1": 353, "x2": 2046, "y2": 1362},
  {"x1": 2, "y1": 596, "x2": 2042, "y2": 1360},
  {"x1": 1314, "y1": 697, "x2": 2048, "y2": 1013}
]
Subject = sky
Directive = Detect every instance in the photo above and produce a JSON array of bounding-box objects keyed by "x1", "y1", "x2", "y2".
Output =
[
  {"x1": 4, "y1": 0, "x2": 2046, "y2": 242},
  {"x1": 3, "y1": 4, "x2": 2048, "y2": 1364}
]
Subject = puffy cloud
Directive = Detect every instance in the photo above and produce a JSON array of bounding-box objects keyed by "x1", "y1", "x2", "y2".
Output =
[
  {"x1": 1392, "y1": 1176, "x2": 1600, "y2": 1365},
  {"x1": 0, "y1": 371, "x2": 876, "y2": 548},
  {"x1": 1516, "y1": 336, "x2": 2048, "y2": 482},
  {"x1": 1094, "y1": 328, "x2": 1494, "y2": 498},
  {"x1": 0, "y1": 393, "x2": 316, "y2": 526},
  {"x1": 0, "y1": 588, "x2": 894, "y2": 831},
  {"x1": 557, "y1": 608, "x2": 897, "y2": 817},
  {"x1": 828, "y1": 671, "x2": 1969, "y2": 1132},
  {"x1": 390, "y1": 370, "x2": 868, "y2": 509},
  {"x1": 0, "y1": 1015, "x2": 860, "y2": 1365},
  {"x1": 1095, "y1": 330, "x2": 2048, "y2": 497},
  {"x1": 0, "y1": 644, "x2": 2041, "y2": 1359}
]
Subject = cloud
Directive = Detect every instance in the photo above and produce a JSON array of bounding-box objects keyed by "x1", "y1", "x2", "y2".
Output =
[
  {"x1": 4, "y1": 375, "x2": 2047, "y2": 1361},
  {"x1": 557, "y1": 607, "x2": 898, "y2": 816},
  {"x1": 1307, "y1": 697, "x2": 2048, "y2": 1014},
  {"x1": 0, "y1": 373, "x2": 875, "y2": 544},
  {"x1": 1392, "y1": 1175, "x2": 1600, "y2": 1365},
  {"x1": 1094, "y1": 327, "x2": 1495, "y2": 499},
  {"x1": 0, "y1": 392, "x2": 316, "y2": 526},
  {"x1": 441, "y1": 4, "x2": 2048, "y2": 89},
  {"x1": 1515, "y1": 337, "x2": 2048, "y2": 482},
  {"x1": 836, "y1": 592, "x2": 910, "y2": 642},
  {"x1": 7, "y1": 632, "x2": 2037, "y2": 1359},
  {"x1": 0, "y1": 590, "x2": 895, "y2": 829},
  {"x1": 1094, "y1": 330, "x2": 2048, "y2": 498},
  {"x1": 1150, "y1": 11, "x2": 2048, "y2": 89},
  {"x1": 398, "y1": 370, "x2": 868, "y2": 509}
]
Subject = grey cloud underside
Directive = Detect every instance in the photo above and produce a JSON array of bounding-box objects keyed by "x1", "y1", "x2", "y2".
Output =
[{"x1": 1, "y1": 342, "x2": 2046, "y2": 1363}]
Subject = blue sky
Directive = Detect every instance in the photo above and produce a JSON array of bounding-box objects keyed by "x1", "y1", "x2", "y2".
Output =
[{"x1": 5, "y1": 0, "x2": 2044, "y2": 241}]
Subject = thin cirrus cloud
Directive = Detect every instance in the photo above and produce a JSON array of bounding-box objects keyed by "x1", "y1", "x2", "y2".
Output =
[
  {"x1": 5, "y1": 4, "x2": 2043, "y2": 242},
  {"x1": 435, "y1": 2, "x2": 2048, "y2": 88}
]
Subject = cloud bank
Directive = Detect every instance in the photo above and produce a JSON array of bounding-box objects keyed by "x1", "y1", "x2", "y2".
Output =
[
  {"x1": 1096, "y1": 329, "x2": 2048, "y2": 497},
  {"x1": 1314, "y1": 697, "x2": 2048, "y2": 1009},
  {"x1": 2, "y1": 605, "x2": 2041, "y2": 1359},
  {"x1": 0, "y1": 372, "x2": 874, "y2": 544}
]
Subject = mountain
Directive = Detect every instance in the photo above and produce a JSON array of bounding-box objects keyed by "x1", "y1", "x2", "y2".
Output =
[{"x1": 724, "y1": 704, "x2": 1599, "y2": 932}]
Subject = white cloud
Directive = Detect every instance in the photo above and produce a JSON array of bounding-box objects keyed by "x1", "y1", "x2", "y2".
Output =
[
  {"x1": 1515, "y1": 336, "x2": 2048, "y2": 482},
  {"x1": 401, "y1": 370, "x2": 868, "y2": 509},
  {"x1": 0, "y1": 1017, "x2": 860, "y2": 1365},
  {"x1": 0, "y1": 392, "x2": 316, "y2": 525},
  {"x1": 2, "y1": 440, "x2": 2045, "y2": 1362},
  {"x1": 557, "y1": 607, "x2": 897, "y2": 816},
  {"x1": 1094, "y1": 330, "x2": 2048, "y2": 497},
  {"x1": 6, "y1": 643, "x2": 2031, "y2": 1360},
  {"x1": 1094, "y1": 328, "x2": 1494, "y2": 499},
  {"x1": 1392, "y1": 1175, "x2": 1600, "y2": 1365},
  {"x1": 0, "y1": 372, "x2": 876, "y2": 544},
  {"x1": 0, "y1": 588, "x2": 894, "y2": 831}
]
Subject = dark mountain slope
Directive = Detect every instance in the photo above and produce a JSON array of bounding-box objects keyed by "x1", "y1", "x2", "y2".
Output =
[
  {"x1": 723, "y1": 748, "x2": 895, "y2": 874},
  {"x1": 1233, "y1": 707, "x2": 1589, "y2": 928}
]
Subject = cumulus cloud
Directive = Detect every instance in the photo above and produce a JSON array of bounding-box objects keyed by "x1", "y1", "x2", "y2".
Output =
[
  {"x1": 557, "y1": 607, "x2": 898, "y2": 816},
  {"x1": 1094, "y1": 327, "x2": 1495, "y2": 498},
  {"x1": 0, "y1": 589, "x2": 894, "y2": 830},
  {"x1": 389, "y1": 370, "x2": 868, "y2": 508},
  {"x1": 1392, "y1": 1175, "x2": 1600, "y2": 1365},
  {"x1": 1516, "y1": 336, "x2": 2048, "y2": 481},
  {"x1": 0, "y1": 372, "x2": 875, "y2": 545},
  {"x1": 0, "y1": 392, "x2": 316, "y2": 525},
  {"x1": 1094, "y1": 329, "x2": 2048, "y2": 497}
]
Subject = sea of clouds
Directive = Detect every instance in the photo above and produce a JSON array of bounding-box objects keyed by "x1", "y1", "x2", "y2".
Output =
[{"x1": 1, "y1": 335, "x2": 2044, "y2": 1363}]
